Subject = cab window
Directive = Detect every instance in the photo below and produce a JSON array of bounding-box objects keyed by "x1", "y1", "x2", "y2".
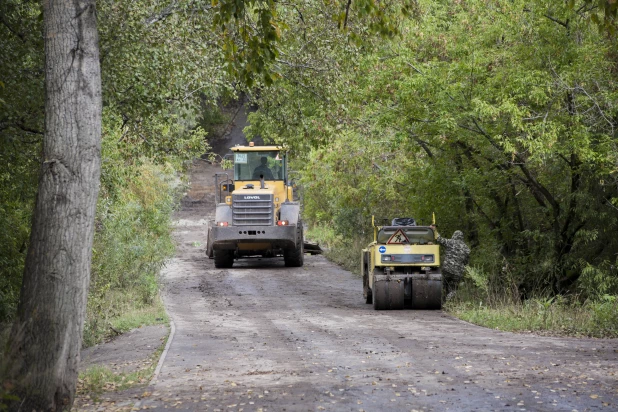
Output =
[
  {"x1": 234, "y1": 151, "x2": 285, "y2": 181},
  {"x1": 377, "y1": 227, "x2": 435, "y2": 244}
]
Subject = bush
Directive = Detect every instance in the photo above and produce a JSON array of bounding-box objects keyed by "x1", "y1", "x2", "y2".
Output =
[
  {"x1": 83, "y1": 161, "x2": 179, "y2": 346},
  {"x1": 307, "y1": 223, "x2": 370, "y2": 275}
]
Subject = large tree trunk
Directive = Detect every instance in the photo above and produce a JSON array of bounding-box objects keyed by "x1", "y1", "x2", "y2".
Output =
[{"x1": 7, "y1": 0, "x2": 101, "y2": 410}]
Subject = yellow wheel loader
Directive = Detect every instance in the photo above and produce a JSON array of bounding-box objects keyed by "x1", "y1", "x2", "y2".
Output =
[
  {"x1": 361, "y1": 216, "x2": 442, "y2": 310},
  {"x1": 206, "y1": 143, "x2": 319, "y2": 268}
]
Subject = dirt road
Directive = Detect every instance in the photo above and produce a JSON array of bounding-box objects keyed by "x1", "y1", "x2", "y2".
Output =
[{"x1": 127, "y1": 158, "x2": 618, "y2": 412}]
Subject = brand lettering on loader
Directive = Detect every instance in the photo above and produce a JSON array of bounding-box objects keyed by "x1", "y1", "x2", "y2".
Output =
[{"x1": 244, "y1": 196, "x2": 261, "y2": 200}]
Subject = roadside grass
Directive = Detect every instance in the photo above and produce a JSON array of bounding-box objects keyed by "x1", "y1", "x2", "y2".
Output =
[
  {"x1": 77, "y1": 332, "x2": 168, "y2": 401},
  {"x1": 77, "y1": 365, "x2": 151, "y2": 400},
  {"x1": 111, "y1": 299, "x2": 169, "y2": 333},
  {"x1": 83, "y1": 290, "x2": 169, "y2": 348},
  {"x1": 310, "y1": 225, "x2": 618, "y2": 338},
  {"x1": 444, "y1": 281, "x2": 618, "y2": 338}
]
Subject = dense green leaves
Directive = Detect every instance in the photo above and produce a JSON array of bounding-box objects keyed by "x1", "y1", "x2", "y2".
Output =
[
  {"x1": 211, "y1": 0, "x2": 415, "y2": 86},
  {"x1": 0, "y1": 0, "x2": 43, "y2": 320},
  {"x1": 2, "y1": 0, "x2": 616, "y2": 322},
  {"x1": 0, "y1": 0, "x2": 226, "y2": 323},
  {"x1": 572, "y1": 0, "x2": 618, "y2": 33},
  {"x1": 249, "y1": 0, "x2": 618, "y2": 297}
]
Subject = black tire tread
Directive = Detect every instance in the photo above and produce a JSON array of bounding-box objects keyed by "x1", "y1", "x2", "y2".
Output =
[
  {"x1": 363, "y1": 253, "x2": 372, "y2": 304},
  {"x1": 214, "y1": 250, "x2": 234, "y2": 268},
  {"x1": 284, "y1": 224, "x2": 304, "y2": 267}
]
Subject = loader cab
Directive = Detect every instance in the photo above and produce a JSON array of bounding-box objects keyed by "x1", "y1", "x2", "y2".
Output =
[{"x1": 233, "y1": 149, "x2": 287, "y2": 182}]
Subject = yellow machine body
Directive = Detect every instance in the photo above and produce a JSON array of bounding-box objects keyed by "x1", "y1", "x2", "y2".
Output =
[
  {"x1": 361, "y1": 218, "x2": 442, "y2": 310},
  {"x1": 207, "y1": 144, "x2": 304, "y2": 268}
]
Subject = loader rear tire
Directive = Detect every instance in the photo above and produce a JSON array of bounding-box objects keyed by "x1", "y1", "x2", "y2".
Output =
[{"x1": 214, "y1": 250, "x2": 234, "y2": 268}]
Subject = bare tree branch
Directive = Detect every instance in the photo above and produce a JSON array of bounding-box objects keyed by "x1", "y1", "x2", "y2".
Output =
[
  {"x1": 0, "y1": 13, "x2": 26, "y2": 42},
  {"x1": 146, "y1": 1, "x2": 178, "y2": 25},
  {"x1": 544, "y1": 14, "x2": 569, "y2": 28},
  {"x1": 343, "y1": 0, "x2": 352, "y2": 29}
]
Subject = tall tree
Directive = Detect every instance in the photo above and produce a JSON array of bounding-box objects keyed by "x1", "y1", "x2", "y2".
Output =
[{"x1": 7, "y1": 0, "x2": 101, "y2": 409}]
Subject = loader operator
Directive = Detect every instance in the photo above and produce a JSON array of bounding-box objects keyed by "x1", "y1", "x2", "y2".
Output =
[
  {"x1": 430, "y1": 225, "x2": 470, "y2": 299},
  {"x1": 253, "y1": 156, "x2": 275, "y2": 180}
]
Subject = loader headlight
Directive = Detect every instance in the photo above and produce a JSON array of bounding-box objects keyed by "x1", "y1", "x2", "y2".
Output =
[
  {"x1": 217, "y1": 221, "x2": 229, "y2": 227},
  {"x1": 276, "y1": 220, "x2": 289, "y2": 226}
]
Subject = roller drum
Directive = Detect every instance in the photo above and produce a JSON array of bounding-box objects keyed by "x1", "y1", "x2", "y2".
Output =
[
  {"x1": 372, "y1": 273, "x2": 405, "y2": 310},
  {"x1": 409, "y1": 273, "x2": 442, "y2": 309}
]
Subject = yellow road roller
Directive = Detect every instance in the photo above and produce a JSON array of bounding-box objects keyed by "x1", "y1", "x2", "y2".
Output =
[{"x1": 361, "y1": 216, "x2": 442, "y2": 310}]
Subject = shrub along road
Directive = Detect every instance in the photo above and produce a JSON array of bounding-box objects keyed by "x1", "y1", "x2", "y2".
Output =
[{"x1": 77, "y1": 159, "x2": 617, "y2": 411}]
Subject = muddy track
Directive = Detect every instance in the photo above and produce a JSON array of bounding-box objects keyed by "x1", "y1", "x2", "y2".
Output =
[{"x1": 130, "y1": 159, "x2": 618, "y2": 412}]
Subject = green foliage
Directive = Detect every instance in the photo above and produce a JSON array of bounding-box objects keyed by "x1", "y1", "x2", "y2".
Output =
[
  {"x1": 1, "y1": 0, "x2": 222, "y2": 325},
  {"x1": 0, "y1": 0, "x2": 43, "y2": 323},
  {"x1": 197, "y1": 101, "x2": 232, "y2": 143},
  {"x1": 84, "y1": 160, "x2": 175, "y2": 347},
  {"x1": 83, "y1": 122, "x2": 188, "y2": 346},
  {"x1": 98, "y1": 0, "x2": 233, "y2": 125},
  {"x1": 307, "y1": 224, "x2": 370, "y2": 274},
  {"x1": 249, "y1": 0, "x2": 618, "y2": 300},
  {"x1": 572, "y1": 0, "x2": 618, "y2": 33},
  {"x1": 212, "y1": 0, "x2": 413, "y2": 87},
  {"x1": 0, "y1": 197, "x2": 32, "y2": 321}
]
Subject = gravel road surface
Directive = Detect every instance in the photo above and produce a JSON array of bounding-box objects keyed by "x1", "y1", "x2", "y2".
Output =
[{"x1": 130, "y1": 159, "x2": 617, "y2": 412}]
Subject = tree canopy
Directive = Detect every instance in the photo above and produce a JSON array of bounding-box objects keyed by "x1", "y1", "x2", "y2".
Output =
[
  {"x1": 247, "y1": 0, "x2": 618, "y2": 297},
  {"x1": 2, "y1": 0, "x2": 617, "y2": 407}
]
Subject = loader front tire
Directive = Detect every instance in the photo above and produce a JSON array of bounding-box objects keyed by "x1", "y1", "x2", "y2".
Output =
[
  {"x1": 214, "y1": 249, "x2": 234, "y2": 268},
  {"x1": 284, "y1": 225, "x2": 304, "y2": 267}
]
